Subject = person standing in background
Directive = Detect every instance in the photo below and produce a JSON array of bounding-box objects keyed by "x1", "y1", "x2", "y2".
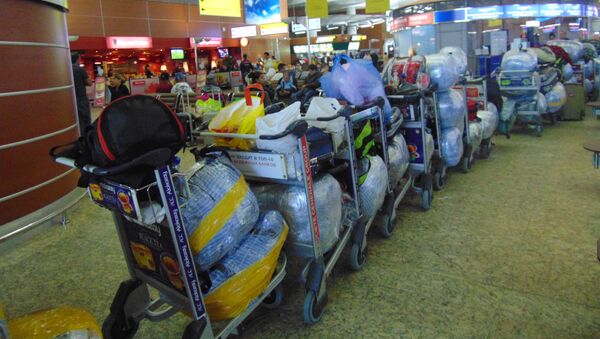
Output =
[
  {"x1": 263, "y1": 52, "x2": 274, "y2": 71},
  {"x1": 108, "y1": 74, "x2": 130, "y2": 100},
  {"x1": 145, "y1": 64, "x2": 153, "y2": 78},
  {"x1": 240, "y1": 54, "x2": 254, "y2": 85},
  {"x1": 71, "y1": 52, "x2": 92, "y2": 136},
  {"x1": 156, "y1": 72, "x2": 173, "y2": 93}
]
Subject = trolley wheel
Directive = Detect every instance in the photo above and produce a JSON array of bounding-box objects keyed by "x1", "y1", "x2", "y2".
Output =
[
  {"x1": 262, "y1": 284, "x2": 284, "y2": 309},
  {"x1": 433, "y1": 171, "x2": 445, "y2": 191},
  {"x1": 349, "y1": 242, "x2": 367, "y2": 271},
  {"x1": 303, "y1": 290, "x2": 325, "y2": 325},
  {"x1": 461, "y1": 156, "x2": 472, "y2": 173},
  {"x1": 421, "y1": 189, "x2": 432, "y2": 211},
  {"x1": 378, "y1": 213, "x2": 396, "y2": 238},
  {"x1": 479, "y1": 141, "x2": 491, "y2": 159},
  {"x1": 580, "y1": 110, "x2": 585, "y2": 121},
  {"x1": 535, "y1": 125, "x2": 543, "y2": 137},
  {"x1": 102, "y1": 313, "x2": 139, "y2": 339}
]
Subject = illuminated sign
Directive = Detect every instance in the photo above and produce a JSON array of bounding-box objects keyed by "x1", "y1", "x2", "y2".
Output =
[
  {"x1": 434, "y1": 9, "x2": 466, "y2": 23},
  {"x1": 189, "y1": 37, "x2": 222, "y2": 47},
  {"x1": 562, "y1": 4, "x2": 582, "y2": 16},
  {"x1": 539, "y1": 4, "x2": 563, "y2": 17},
  {"x1": 316, "y1": 36, "x2": 336, "y2": 43},
  {"x1": 260, "y1": 22, "x2": 289, "y2": 36},
  {"x1": 231, "y1": 25, "x2": 257, "y2": 38},
  {"x1": 348, "y1": 42, "x2": 361, "y2": 50},
  {"x1": 352, "y1": 35, "x2": 367, "y2": 41},
  {"x1": 199, "y1": 0, "x2": 241, "y2": 17},
  {"x1": 409, "y1": 12, "x2": 434, "y2": 26},
  {"x1": 466, "y1": 6, "x2": 504, "y2": 20},
  {"x1": 245, "y1": 0, "x2": 281, "y2": 25},
  {"x1": 106, "y1": 37, "x2": 153, "y2": 49},
  {"x1": 505, "y1": 4, "x2": 538, "y2": 18}
]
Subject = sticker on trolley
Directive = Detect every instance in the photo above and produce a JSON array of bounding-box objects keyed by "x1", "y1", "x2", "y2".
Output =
[
  {"x1": 88, "y1": 181, "x2": 140, "y2": 219},
  {"x1": 228, "y1": 151, "x2": 288, "y2": 179}
]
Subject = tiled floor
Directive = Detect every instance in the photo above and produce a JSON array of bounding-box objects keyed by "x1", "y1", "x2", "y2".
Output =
[{"x1": 1, "y1": 112, "x2": 600, "y2": 338}]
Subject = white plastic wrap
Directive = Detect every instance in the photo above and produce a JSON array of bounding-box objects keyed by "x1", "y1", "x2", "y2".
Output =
[
  {"x1": 546, "y1": 40, "x2": 584, "y2": 62},
  {"x1": 256, "y1": 102, "x2": 302, "y2": 180},
  {"x1": 562, "y1": 63, "x2": 574, "y2": 82},
  {"x1": 479, "y1": 105, "x2": 500, "y2": 139},
  {"x1": 531, "y1": 47, "x2": 556, "y2": 64},
  {"x1": 440, "y1": 46, "x2": 468, "y2": 75},
  {"x1": 306, "y1": 97, "x2": 345, "y2": 149},
  {"x1": 501, "y1": 49, "x2": 538, "y2": 72},
  {"x1": 537, "y1": 92, "x2": 547, "y2": 115},
  {"x1": 387, "y1": 134, "x2": 410, "y2": 188},
  {"x1": 426, "y1": 53, "x2": 460, "y2": 91},
  {"x1": 252, "y1": 174, "x2": 342, "y2": 256},
  {"x1": 182, "y1": 156, "x2": 259, "y2": 270},
  {"x1": 545, "y1": 82, "x2": 567, "y2": 113},
  {"x1": 585, "y1": 78, "x2": 593, "y2": 94},
  {"x1": 469, "y1": 121, "x2": 483, "y2": 152},
  {"x1": 437, "y1": 88, "x2": 466, "y2": 130},
  {"x1": 500, "y1": 98, "x2": 517, "y2": 121},
  {"x1": 425, "y1": 131, "x2": 434, "y2": 162},
  {"x1": 440, "y1": 127, "x2": 463, "y2": 167},
  {"x1": 359, "y1": 156, "x2": 388, "y2": 219}
]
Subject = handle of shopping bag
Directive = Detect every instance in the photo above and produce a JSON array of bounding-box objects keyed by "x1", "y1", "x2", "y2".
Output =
[
  {"x1": 259, "y1": 120, "x2": 308, "y2": 140},
  {"x1": 244, "y1": 83, "x2": 265, "y2": 106}
]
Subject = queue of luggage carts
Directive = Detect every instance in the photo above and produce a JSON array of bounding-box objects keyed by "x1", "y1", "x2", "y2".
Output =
[{"x1": 49, "y1": 50, "x2": 507, "y2": 338}]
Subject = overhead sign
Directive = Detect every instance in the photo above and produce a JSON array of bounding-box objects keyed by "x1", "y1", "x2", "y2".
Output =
[
  {"x1": 199, "y1": 0, "x2": 241, "y2": 17},
  {"x1": 309, "y1": 18, "x2": 321, "y2": 30},
  {"x1": 408, "y1": 12, "x2": 433, "y2": 26},
  {"x1": 245, "y1": 0, "x2": 281, "y2": 25},
  {"x1": 106, "y1": 37, "x2": 152, "y2": 49},
  {"x1": 539, "y1": 3, "x2": 563, "y2": 17},
  {"x1": 352, "y1": 35, "x2": 367, "y2": 41},
  {"x1": 306, "y1": 0, "x2": 328, "y2": 18},
  {"x1": 466, "y1": 6, "x2": 505, "y2": 20},
  {"x1": 366, "y1": 0, "x2": 390, "y2": 14},
  {"x1": 434, "y1": 9, "x2": 466, "y2": 23},
  {"x1": 488, "y1": 19, "x2": 502, "y2": 27},
  {"x1": 504, "y1": 4, "x2": 538, "y2": 18},
  {"x1": 562, "y1": 4, "x2": 582, "y2": 16},
  {"x1": 316, "y1": 35, "x2": 336, "y2": 43},
  {"x1": 190, "y1": 37, "x2": 222, "y2": 47},
  {"x1": 260, "y1": 22, "x2": 289, "y2": 36},
  {"x1": 231, "y1": 25, "x2": 257, "y2": 38}
]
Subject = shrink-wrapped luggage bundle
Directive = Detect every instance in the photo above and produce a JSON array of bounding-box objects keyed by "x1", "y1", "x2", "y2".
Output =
[
  {"x1": 477, "y1": 109, "x2": 498, "y2": 140},
  {"x1": 437, "y1": 89, "x2": 466, "y2": 130},
  {"x1": 440, "y1": 127, "x2": 463, "y2": 167},
  {"x1": 426, "y1": 53, "x2": 460, "y2": 91},
  {"x1": 546, "y1": 40, "x2": 584, "y2": 62},
  {"x1": 501, "y1": 49, "x2": 538, "y2": 72},
  {"x1": 181, "y1": 155, "x2": 259, "y2": 270},
  {"x1": 358, "y1": 156, "x2": 389, "y2": 219},
  {"x1": 387, "y1": 134, "x2": 410, "y2": 188},
  {"x1": 440, "y1": 46, "x2": 468, "y2": 75},
  {"x1": 545, "y1": 82, "x2": 567, "y2": 113}
]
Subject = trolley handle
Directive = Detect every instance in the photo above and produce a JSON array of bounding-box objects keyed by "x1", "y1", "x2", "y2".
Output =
[
  {"x1": 466, "y1": 76, "x2": 486, "y2": 84},
  {"x1": 53, "y1": 148, "x2": 173, "y2": 176},
  {"x1": 352, "y1": 96, "x2": 385, "y2": 112},
  {"x1": 259, "y1": 120, "x2": 308, "y2": 140},
  {"x1": 314, "y1": 106, "x2": 353, "y2": 122}
]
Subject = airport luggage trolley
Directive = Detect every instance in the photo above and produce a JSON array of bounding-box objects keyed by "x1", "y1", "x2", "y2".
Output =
[
  {"x1": 462, "y1": 76, "x2": 493, "y2": 158},
  {"x1": 498, "y1": 70, "x2": 543, "y2": 137},
  {"x1": 195, "y1": 101, "x2": 390, "y2": 324},
  {"x1": 52, "y1": 149, "x2": 286, "y2": 338},
  {"x1": 453, "y1": 80, "x2": 475, "y2": 173},
  {"x1": 561, "y1": 63, "x2": 587, "y2": 121},
  {"x1": 388, "y1": 91, "x2": 435, "y2": 209}
]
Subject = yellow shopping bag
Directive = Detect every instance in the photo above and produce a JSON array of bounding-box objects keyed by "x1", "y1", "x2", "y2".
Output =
[{"x1": 208, "y1": 84, "x2": 265, "y2": 150}]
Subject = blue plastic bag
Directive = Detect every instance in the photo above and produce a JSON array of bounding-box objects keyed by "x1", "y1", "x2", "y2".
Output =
[{"x1": 321, "y1": 54, "x2": 392, "y2": 122}]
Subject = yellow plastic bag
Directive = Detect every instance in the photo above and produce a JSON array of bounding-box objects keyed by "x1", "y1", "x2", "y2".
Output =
[
  {"x1": 204, "y1": 219, "x2": 288, "y2": 321},
  {"x1": 208, "y1": 84, "x2": 265, "y2": 150}
]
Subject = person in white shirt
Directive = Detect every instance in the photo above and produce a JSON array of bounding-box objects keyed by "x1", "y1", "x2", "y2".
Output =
[{"x1": 171, "y1": 72, "x2": 194, "y2": 94}]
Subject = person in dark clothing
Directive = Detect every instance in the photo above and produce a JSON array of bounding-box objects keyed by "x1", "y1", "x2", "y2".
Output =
[
  {"x1": 240, "y1": 54, "x2": 254, "y2": 85},
  {"x1": 109, "y1": 73, "x2": 130, "y2": 100},
  {"x1": 291, "y1": 64, "x2": 321, "y2": 107},
  {"x1": 156, "y1": 72, "x2": 173, "y2": 93},
  {"x1": 71, "y1": 52, "x2": 92, "y2": 136},
  {"x1": 145, "y1": 64, "x2": 153, "y2": 78}
]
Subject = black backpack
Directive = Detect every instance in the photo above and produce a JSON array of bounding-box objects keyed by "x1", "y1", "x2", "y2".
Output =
[{"x1": 51, "y1": 95, "x2": 186, "y2": 187}]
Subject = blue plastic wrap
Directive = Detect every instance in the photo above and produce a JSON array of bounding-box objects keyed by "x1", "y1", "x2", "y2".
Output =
[
  {"x1": 441, "y1": 127, "x2": 463, "y2": 167},
  {"x1": 252, "y1": 174, "x2": 342, "y2": 256},
  {"x1": 207, "y1": 210, "x2": 285, "y2": 293},
  {"x1": 469, "y1": 121, "x2": 483, "y2": 152},
  {"x1": 584, "y1": 60, "x2": 593, "y2": 79},
  {"x1": 562, "y1": 63, "x2": 574, "y2": 82},
  {"x1": 387, "y1": 134, "x2": 410, "y2": 188},
  {"x1": 440, "y1": 46, "x2": 468, "y2": 75},
  {"x1": 359, "y1": 156, "x2": 388, "y2": 219},
  {"x1": 500, "y1": 98, "x2": 516, "y2": 121},
  {"x1": 545, "y1": 82, "x2": 567, "y2": 113},
  {"x1": 181, "y1": 156, "x2": 259, "y2": 270},
  {"x1": 585, "y1": 79, "x2": 593, "y2": 94},
  {"x1": 437, "y1": 89, "x2": 466, "y2": 130},
  {"x1": 425, "y1": 131, "x2": 434, "y2": 162},
  {"x1": 478, "y1": 106, "x2": 499, "y2": 140},
  {"x1": 537, "y1": 92, "x2": 547, "y2": 115},
  {"x1": 321, "y1": 54, "x2": 392, "y2": 122},
  {"x1": 426, "y1": 53, "x2": 460, "y2": 91},
  {"x1": 546, "y1": 40, "x2": 584, "y2": 62},
  {"x1": 501, "y1": 49, "x2": 538, "y2": 72}
]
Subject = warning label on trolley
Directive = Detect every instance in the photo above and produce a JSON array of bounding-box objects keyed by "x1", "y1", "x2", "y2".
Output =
[{"x1": 228, "y1": 151, "x2": 288, "y2": 180}]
